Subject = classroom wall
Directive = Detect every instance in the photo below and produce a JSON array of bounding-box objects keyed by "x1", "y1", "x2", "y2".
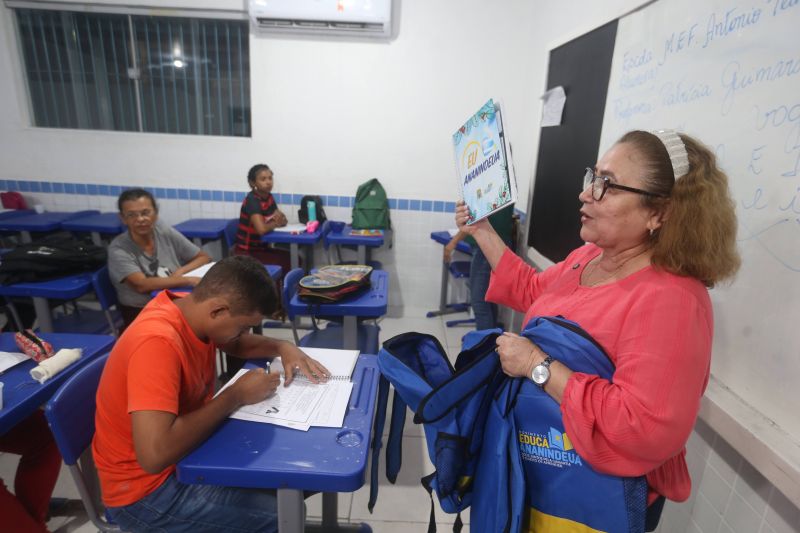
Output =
[{"x1": 1, "y1": 0, "x2": 797, "y2": 528}]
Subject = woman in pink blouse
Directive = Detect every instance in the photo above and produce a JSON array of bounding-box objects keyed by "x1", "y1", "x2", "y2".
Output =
[{"x1": 456, "y1": 130, "x2": 740, "y2": 525}]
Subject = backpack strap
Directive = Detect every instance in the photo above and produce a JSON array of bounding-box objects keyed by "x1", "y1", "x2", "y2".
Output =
[
  {"x1": 385, "y1": 388, "x2": 406, "y2": 483},
  {"x1": 415, "y1": 332, "x2": 500, "y2": 424},
  {"x1": 368, "y1": 374, "x2": 393, "y2": 512}
]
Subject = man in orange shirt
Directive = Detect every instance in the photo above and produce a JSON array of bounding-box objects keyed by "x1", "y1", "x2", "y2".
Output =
[{"x1": 92, "y1": 256, "x2": 328, "y2": 532}]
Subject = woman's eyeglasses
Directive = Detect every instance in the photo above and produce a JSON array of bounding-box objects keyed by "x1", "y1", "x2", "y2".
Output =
[
  {"x1": 123, "y1": 209, "x2": 155, "y2": 220},
  {"x1": 583, "y1": 168, "x2": 666, "y2": 201}
]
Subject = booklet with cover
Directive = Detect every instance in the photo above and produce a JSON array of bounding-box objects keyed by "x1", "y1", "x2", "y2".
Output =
[{"x1": 453, "y1": 98, "x2": 517, "y2": 224}]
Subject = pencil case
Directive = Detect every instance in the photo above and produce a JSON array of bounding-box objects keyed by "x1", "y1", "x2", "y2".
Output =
[{"x1": 14, "y1": 329, "x2": 55, "y2": 362}]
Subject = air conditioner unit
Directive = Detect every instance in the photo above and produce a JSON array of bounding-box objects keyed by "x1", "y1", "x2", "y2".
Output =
[{"x1": 249, "y1": 0, "x2": 392, "y2": 39}]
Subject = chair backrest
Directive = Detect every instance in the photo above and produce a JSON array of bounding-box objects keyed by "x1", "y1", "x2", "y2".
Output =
[
  {"x1": 283, "y1": 267, "x2": 305, "y2": 343},
  {"x1": 224, "y1": 219, "x2": 239, "y2": 251},
  {"x1": 44, "y1": 353, "x2": 121, "y2": 531},
  {"x1": 45, "y1": 353, "x2": 109, "y2": 465},
  {"x1": 283, "y1": 267, "x2": 304, "y2": 322},
  {"x1": 92, "y1": 266, "x2": 121, "y2": 336}
]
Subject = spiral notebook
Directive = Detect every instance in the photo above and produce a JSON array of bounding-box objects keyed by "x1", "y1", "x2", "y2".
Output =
[
  {"x1": 218, "y1": 347, "x2": 360, "y2": 430},
  {"x1": 269, "y1": 347, "x2": 360, "y2": 381}
]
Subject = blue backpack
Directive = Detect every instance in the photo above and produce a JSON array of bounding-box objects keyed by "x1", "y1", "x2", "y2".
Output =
[{"x1": 371, "y1": 316, "x2": 649, "y2": 533}]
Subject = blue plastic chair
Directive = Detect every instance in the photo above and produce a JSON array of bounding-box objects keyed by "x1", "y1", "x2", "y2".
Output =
[
  {"x1": 44, "y1": 353, "x2": 122, "y2": 531},
  {"x1": 47, "y1": 267, "x2": 123, "y2": 336},
  {"x1": 92, "y1": 266, "x2": 124, "y2": 336},
  {"x1": 283, "y1": 267, "x2": 380, "y2": 354},
  {"x1": 223, "y1": 218, "x2": 238, "y2": 257}
]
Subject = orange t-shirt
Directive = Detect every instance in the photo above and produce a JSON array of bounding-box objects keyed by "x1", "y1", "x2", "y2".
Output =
[{"x1": 92, "y1": 291, "x2": 216, "y2": 507}]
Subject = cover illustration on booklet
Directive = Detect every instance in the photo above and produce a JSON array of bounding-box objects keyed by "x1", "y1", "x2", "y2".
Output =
[{"x1": 453, "y1": 98, "x2": 517, "y2": 224}]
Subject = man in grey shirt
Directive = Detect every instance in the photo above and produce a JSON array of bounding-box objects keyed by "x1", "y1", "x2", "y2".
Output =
[{"x1": 109, "y1": 188, "x2": 211, "y2": 328}]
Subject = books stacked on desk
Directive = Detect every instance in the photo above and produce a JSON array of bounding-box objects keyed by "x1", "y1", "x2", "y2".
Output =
[
  {"x1": 217, "y1": 347, "x2": 359, "y2": 431},
  {"x1": 349, "y1": 229, "x2": 383, "y2": 237}
]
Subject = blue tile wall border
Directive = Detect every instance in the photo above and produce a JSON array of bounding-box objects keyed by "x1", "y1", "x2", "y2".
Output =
[{"x1": 0, "y1": 179, "x2": 518, "y2": 215}]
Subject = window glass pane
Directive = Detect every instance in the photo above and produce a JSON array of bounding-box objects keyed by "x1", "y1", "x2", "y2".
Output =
[
  {"x1": 133, "y1": 15, "x2": 250, "y2": 137},
  {"x1": 15, "y1": 9, "x2": 250, "y2": 137},
  {"x1": 16, "y1": 9, "x2": 137, "y2": 131}
]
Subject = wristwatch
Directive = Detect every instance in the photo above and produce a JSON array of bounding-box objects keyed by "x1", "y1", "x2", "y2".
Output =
[{"x1": 530, "y1": 355, "x2": 554, "y2": 388}]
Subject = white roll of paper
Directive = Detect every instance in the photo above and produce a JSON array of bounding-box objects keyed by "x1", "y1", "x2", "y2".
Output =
[{"x1": 29, "y1": 348, "x2": 82, "y2": 384}]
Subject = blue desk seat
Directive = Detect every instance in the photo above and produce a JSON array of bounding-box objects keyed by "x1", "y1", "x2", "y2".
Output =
[
  {"x1": 283, "y1": 268, "x2": 380, "y2": 354},
  {"x1": 45, "y1": 354, "x2": 120, "y2": 531}
]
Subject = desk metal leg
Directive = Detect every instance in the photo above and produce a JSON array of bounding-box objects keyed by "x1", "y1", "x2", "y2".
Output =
[
  {"x1": 425, "y1": 261, "x2": 450, "y2": 317},
  {"x1": 21, "y1": 231, "x2": 32, "y2": 244},
  {"x1": 357, "y1": 245, "x2": 367, "y2": 265},
  {"x1": 192, "y1": 237, "x2": 203, "y2": 247},
  {"x1": 304, "y1": 492, "x2": 370, "y2": 533},
  {"x1": 426, "y1": 261, "x2": 470, "y2": 318},
  {"x1": 277, "y1": 488, "x2": 305, "y2": 533},
  {"x1": 32, "y1": 297, "x2": 54, "y2": 333},
  {"x1": 90, "y1": 231, "x2": 102, "y2": 246},
  {"x1": 289, "y1": 244, "x2": 299, "y2": 270},
  {"x1": 343, "y1": 316, "x2": 357, "y2": 350}
]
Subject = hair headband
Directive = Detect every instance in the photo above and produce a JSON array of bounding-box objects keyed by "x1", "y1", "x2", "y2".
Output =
[{"x1": 651, "y1": 129, "x2": 689, "y2": 180}]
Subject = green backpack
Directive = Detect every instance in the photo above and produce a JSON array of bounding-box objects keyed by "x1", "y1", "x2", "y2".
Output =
[{"x1": 352, "y1": 178, "x2": 391, "y2": 229}]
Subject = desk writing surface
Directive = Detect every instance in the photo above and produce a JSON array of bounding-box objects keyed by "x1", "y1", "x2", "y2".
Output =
[
  {"x1": 0, "y1": 209, "x2": 34, "y2": 221},
  {"x1": 261, "y1": 227, "x2": 322, "y2": 246},
  {"x1": 288, "y1": 270, "x2": 388, "y2": 318},
  {"x1": 176, "y1": 355, "x2": 379, "y2": 492},
  {"x1": 0, "y1": 210, "x2": 100, "y2": 232},
  {"x1": 326, "y1": 225, "x2": 387, "y2": 248},
  {"x1": 61, "y1": 212, "x2": 124, "y2": 234},
  {"x1": 430, "y1": 231, "x2": 472, "y2": 255},
  {"x1": 0, "y1": 272, "x2": 94, "y2": 300},
  {"x1": 173, "y1": 218, "x2": 230, "y2": 239},
  {"x1": 0, "y1": 333, "x2": 115, "y2": 436}
]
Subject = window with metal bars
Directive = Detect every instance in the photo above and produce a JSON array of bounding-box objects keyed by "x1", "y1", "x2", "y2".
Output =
[{"x1": 14, "y1": 8, "x2": 251, "y2": 137}]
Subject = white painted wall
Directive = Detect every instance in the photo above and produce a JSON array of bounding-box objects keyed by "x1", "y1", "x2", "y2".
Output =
[{"x1": 2, "y1": 0, "x2": 797, "y2": 528}]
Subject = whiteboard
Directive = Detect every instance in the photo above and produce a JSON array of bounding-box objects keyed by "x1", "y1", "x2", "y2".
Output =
[{"x1": 599, "y1": 0, "x2": 800, "y2": 439}]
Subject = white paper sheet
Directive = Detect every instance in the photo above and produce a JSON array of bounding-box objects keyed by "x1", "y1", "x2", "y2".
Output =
[
  {"x1": 217, "y1": 369, "x2": 353, "y2": 430},
  {"x1": 540, "y1": 86, "x2": 566, "y2": 127},
  {"x1": 272, "y1": 224, "x2": 308, "y2": 234},
  {"x1": 0, "y1": 351, "x2": 29, "y2": 374}
]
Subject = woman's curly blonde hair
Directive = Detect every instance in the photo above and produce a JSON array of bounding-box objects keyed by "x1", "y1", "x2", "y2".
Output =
[{"x1": 618, "y1": 130, "x2": 741, "y2": 287}]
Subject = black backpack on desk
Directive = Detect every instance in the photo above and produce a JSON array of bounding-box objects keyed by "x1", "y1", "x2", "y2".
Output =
[
  {"x1": 298, "y1": 195, "x2": 327, "y2": 224},
  {"x1": 0, "y1": 233, "x2": 107, "y2": 285}
]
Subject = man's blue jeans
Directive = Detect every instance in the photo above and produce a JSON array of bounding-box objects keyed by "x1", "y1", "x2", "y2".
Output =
[
  {"x1": 470, "y1": 248, "x2": 498, "y2": 330},
  {"x1": 108, "y1": 474, "x2": 279, "y2": 532}
]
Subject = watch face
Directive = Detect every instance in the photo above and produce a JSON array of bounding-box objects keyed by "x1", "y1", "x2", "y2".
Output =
[{"x1": 532, "y1": 364, "x2": 550, "y2": 385}]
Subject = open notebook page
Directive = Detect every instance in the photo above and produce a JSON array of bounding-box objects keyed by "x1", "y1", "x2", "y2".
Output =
[{"x1": 271, "y1": 347, "x2": 360, "y2": 381}]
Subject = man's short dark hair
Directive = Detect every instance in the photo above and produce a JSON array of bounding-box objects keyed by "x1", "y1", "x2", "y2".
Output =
[
  {"x1": 192, "y1": 256, "x2": 278, "y2": 316},
  {"x1": 117, "y1": 188, "x2": 158, "y2": 213}
]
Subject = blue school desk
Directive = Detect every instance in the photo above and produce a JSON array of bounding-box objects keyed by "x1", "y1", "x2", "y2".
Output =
[
  {"x1": 288, "y1": 270, "x2": 388, "y2": 350},
  {"x1": 0, "y1": 272, "x2": 95, "y2": 333},
  {"x1": 0, "y1": 210, "x2": 100, "y2": 243},
  {"x1": 61, "y1": 212, "x2": 124, "y2": 245},
  {"x1": 150, "y1": 264, "x2": 283, "y2": 297},
  {"x1": 0, "y1": 332, "x2": 115, "y2": 436},
  {"x1": 261, "y1": 227, "x2": 323, "y2": 270},
  {"x1": 177, "y1": 355, "x2": 379, "y2": 533},
  {"x1": 427, "y1": 231, "x2": 473, "y2": 319},
  {"x1": 173, "y1": 218, "x2": 230, "y2": 251},
  {"x1": 0, "y1": 209, "x2": 34, "y2": 220},
  {"x1": 325, "y1": 225, "x2": 389, "y2": 264}
]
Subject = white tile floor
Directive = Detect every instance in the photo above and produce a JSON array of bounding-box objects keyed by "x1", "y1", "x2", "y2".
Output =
[{"x1": 0, "y1": 311, "x2": 476, "y2": 533}]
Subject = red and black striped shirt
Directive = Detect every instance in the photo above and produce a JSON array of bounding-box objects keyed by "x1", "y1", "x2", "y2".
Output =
[{"x1": 235, "y1": 191, "x2": 278, "y2": 251}]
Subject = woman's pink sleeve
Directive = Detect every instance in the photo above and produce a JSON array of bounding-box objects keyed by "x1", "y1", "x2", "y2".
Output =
[
  {"x1": 485, "y1": 249, "x2": 564, "y2": 313},
  {"x1": 559, "y1": 284, "x2": 712, "y2": 477}
]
